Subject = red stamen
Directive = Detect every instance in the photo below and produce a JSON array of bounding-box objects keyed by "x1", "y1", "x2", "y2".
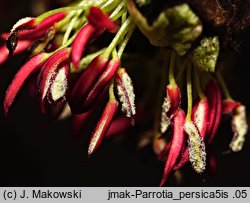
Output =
[
  {"x1": 88, "y1": 99, "x2": 118, "y2": 156},
  {"x1": 4, "y1": 52, "x2": 48, "y2": 116},
  {"x1": 160, "y1": 109, "x2": 185, "y2": 186}
]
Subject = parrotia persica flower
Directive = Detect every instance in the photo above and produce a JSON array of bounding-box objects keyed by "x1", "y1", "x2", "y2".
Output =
[{"x1": 1, "y1": 0, "x2": 249, "y2": 186}]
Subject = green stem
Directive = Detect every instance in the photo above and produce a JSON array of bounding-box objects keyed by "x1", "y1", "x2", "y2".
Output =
[
  {"x1": 121, "y1": 11, "x2": 127, "y2": 24},
  {"x1": 62, "y1": 16, "x2": 80, "y2": 45},
  {"x1": 109, "y1": 81, "x2": 116, "y2": 100},
  {"x1": 103, "y1": 16, "x2": 133, "y2": 59},
  {"x1": 56, "y1": 0, "x2": 92, "y2": 29},
  {"x1": 110, "y1": 7, "x2": 127, "y2": 21},
  {"x1": 169, "y1": 50, "x2": 177, "y2": 87},
  {"x1": 35, "y1": 6, "x2": 88, "y2": 24},
  {"x1": 71, "y1": 48, "x2": 106, "y2": 73},
  {"x1": 186, "y1": 61, "x2": 193, "y2": 121},
  {"x1": 50, "y1": 31, "x2": 77, "y2": 55},
  {"x1": 176, "y1": 58, "x2": 187, "y2": 82},
  {"x1": 112, "y1": 48, "x2": 119, "y2": 59},
  {"x1": 194, "y1": 66, "x2": 205, "y2": 99},
  {"x1": 110, "y1": 0, "x2": 125, "y2": 20},
  {"x1": 118, "y1": 24, "x2": 135, "y2": 58},
  {"x1": 102, "y1": 0, "x2": 122, "y2": 12},
  {"x1": 216, "y1": 71, "x2": 232, "y2": 100}
]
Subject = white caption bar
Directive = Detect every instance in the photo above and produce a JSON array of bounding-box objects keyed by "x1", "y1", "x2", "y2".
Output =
[{"x1": 0, "y1": 187, "x2": 249, "y2": 202}]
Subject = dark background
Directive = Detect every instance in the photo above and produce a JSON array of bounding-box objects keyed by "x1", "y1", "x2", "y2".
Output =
[{"x1": 0, "y1": 0, "x2": 250, "y2": 186}]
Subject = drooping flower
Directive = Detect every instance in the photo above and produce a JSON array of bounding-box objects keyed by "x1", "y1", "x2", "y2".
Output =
[
  {"x1": 160, "y1": 109, "x2": 185, "y2": 186},
  {"x1": 82, "y1": 59, "x2": 120, "y2": 111},
  {"x1": 36, "y1": 48, "x2": 70, "y2": 113},
  {"x1": 6, "y1": 11, "x2": 67, "y2": 55},
  {"x1": 4, "y1": 52, "x2": 49, "y2": 116},
  {"x1": 174, "y1": 97, "x2": 209, "y2": 171},
  {"x1": 68, "y1": 55, "x2": 120, "y2": 113},
  {"x1": 88, "y1": 99, "x2": 118, "y2": 156}
]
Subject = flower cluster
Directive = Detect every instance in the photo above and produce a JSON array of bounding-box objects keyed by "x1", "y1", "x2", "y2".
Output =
[
  {"x1": 0, "y1": 0, "x2": 248, "y2": 186},
  {"x1": 1, "y1": 1, "x2": 136, "y2": 156}
]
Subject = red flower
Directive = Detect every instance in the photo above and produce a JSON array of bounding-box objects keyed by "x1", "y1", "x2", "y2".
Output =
[
  {"x1": 88, "y1": 99, "x2": 118, "y2": 156},
  {"x1": 6, "y1": 12, "x2": 67, "y2": 55},
  {"x1": 160, "y1": 109, "x2": 185, "y2": 186},
  {"x1": 36, "y1": 48, "x2": 70, "y2": 113},
  {"x1": 4, "y1": 52, "x2": 49, "y2": 116},
  {"x1": 205, "y1": 80, "x2": 222, "y2": 145},
  {"x1": 173, "y1": 97, "x2": 209, "y2": 171},
  {"x1": 160, "y1": 84, "x2": 181, "y2": 134},
  {"x1": 70, "y1": 7, "x2": 119, "y2": 71},
  {"x1": 0, "y1": 38, "x2": 32, "y2": 66},
  {"x1": 68, "y1": 54, "x2": 109, "y2": 113},
  {"x1": 222, "y1": 99, "x2": 241, "y2": 114}
]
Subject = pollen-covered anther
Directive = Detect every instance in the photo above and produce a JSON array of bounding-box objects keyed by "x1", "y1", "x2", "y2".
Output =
[
  {"x1": 88, "y1": 99, "x2": 118, "y2": 156},
  {"x1": 230, "y1": 105, "x2": 248, "y2": 152},
  {"x1": 160, "y1": 97, "x2": 171, "y2": 134},
  {"x1": 160, "y1": 85, "x2": 181, "y2": 134},
  {"x1": 192, "y1": 98, "x2": 209, "y2": 138},
  {"x1": 116, "y1": 68, "x2": 136, "y2": 119},
  {"x1": 7, "y1": 17, "x2": 36, "y2": 56},
  {"x1": 184, "y1": 121, "x2": 206, "y2": 173},
  {"x1": 10, "y1": 17, "x2": 36, "y2": 34},
  {"x1": 50, "y1": 67, "x2": 68, "y2": 102}
]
